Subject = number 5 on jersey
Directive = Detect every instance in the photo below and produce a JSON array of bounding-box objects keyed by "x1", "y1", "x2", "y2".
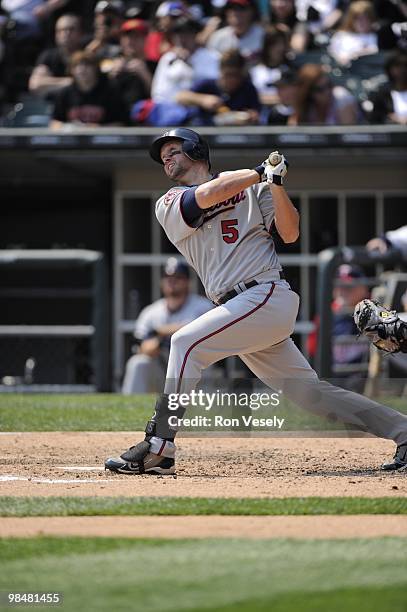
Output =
[{"x1": 221, "y1": 219, "x2": 239, "y2": 243}]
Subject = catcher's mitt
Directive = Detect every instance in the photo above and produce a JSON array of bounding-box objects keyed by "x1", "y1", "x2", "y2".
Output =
[{"x1": 353, "y1": 299, "x2": 407, "y2": 354}]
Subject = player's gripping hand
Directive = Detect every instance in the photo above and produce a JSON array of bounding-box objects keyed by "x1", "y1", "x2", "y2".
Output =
[
  {"x1": 253, "y1": 151, "x2": 288, "y2": 185},
  {"x1": 264, "y1": 151, "x2": 288, "y2": 186}
]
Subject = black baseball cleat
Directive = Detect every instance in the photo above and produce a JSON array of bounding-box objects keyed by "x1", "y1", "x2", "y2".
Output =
[
  {"x1": 381, "y1": 443, "x2": 407, "y2": 471},
  {"x1": 105, "y1": 438, "x2": 176, "y2": 475},
  {"x1": 105, "y1": 455, "x2": 175, "y2": 475}
]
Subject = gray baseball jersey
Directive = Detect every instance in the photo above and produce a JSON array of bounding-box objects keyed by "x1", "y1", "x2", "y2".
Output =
[{"x1": 156, "y1": 178, "x2": 282, "y2": 302}]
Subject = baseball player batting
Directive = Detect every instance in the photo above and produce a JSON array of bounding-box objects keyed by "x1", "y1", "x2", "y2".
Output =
[{"x1": 105, "y1": 128, "x2": 407, "y2": 475}]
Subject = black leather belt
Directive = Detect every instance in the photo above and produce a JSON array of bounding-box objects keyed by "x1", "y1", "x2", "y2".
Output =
[{"x1": 216, "y1": 271, "x2": 285, "y2": 305}]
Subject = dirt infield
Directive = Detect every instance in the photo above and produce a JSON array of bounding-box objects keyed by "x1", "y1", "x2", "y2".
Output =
[
  {"x1": 2, "y1": 515, "x2": 407, "y2": 539},
  {"x1": 0, "y1": 432, "x2": 405, "y2": 499}
]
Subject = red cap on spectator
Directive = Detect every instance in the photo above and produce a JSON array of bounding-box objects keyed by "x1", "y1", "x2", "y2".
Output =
[{"x1": 120, "y1": 19, "x2": 148, "y2": 35}]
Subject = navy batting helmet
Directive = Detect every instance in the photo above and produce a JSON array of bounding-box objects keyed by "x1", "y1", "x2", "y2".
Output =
[{"x1": 149, "y1": 128, "x2": 211, "y2": 169}]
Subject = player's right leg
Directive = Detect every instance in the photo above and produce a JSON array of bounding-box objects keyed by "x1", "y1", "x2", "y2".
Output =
[{"x1": 241, "y1": 338, "x2": 407, "y2": 470}]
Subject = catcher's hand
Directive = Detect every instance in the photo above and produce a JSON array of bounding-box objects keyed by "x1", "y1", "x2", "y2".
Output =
[
  {"x1": 353, "y1": 299, "x2": 407, "y2": 354},
  {"x1": 264, "y1": 151, "x2": 289, "y2": 186}
]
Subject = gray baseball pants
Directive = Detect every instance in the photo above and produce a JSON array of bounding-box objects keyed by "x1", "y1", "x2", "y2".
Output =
[{"x1": 164, "y1": 281, "x2": 407, "y2": 444}]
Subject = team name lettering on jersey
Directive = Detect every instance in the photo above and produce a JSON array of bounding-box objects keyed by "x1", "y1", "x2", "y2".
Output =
[
  {"x1": 208, "y1": 191, "x2": 246, "y2": 212},
  {"x1": 203, "y1": 191, "x2": 246, "y2": 221}
]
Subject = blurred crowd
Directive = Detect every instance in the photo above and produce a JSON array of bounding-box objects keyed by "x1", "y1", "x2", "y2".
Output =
[{"x1": 0, "y1": 0, "x2": 406, "y2": 127}]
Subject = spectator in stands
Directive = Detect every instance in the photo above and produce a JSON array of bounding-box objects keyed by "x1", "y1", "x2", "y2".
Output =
[
  {"x1": 269, "y1": 0, "x2": 296, "y2": 29},
  {"x1": 266, "y1": 69, "x2": 297, "y2": 124},
  {"x1": 295, "y1": 0, "x2": 344, "y2": 48},
  {"x1": 250, "y1": 25, "x2": 292, "y2": 107},
  {"x1": 291, "y1": 63, "x2": 359, "y2": 124},
  {"x1": 85, "y1": 0, "x2": 124, "y2": 67},
  {"x1": 328, "y1": 1, "x2": 379, "y2": 66},
  {"x1": 176, "y1": 49, "x2": 260, "y2": 125},
  {"x1": 151, "y1": 17, "x2": 219, "y2": 102},
  {"x1": 1, "y1": 1, "x2": 71, "y2": 102},
  {"x1": 53, "y1": 2, "x2": 97, "y2": 33},
  {"x1": 29, "y1": 13, "x2": 84, "y2": 98},
  {"x1": 366, "y1": 224, "x2": 407, "y2": 261},
  {"x1": 122, "y1": 258, "x2": 212, "y2": 394},
  {"x1": 1, "y1": 0, "x2": 69, "y2": 41},
  {"x1": 194, "y1": 10, "x2": 223, "y2": 49},
  {"x1": 207, "y1": 0, "x2": 265, "y2": 65},
  {"x1": 144, "y1": 1, "x2": 189, "y2": 63},
  {"x1": 307, "y1": 264, "x2": 370, "y2": 391},
  {"x1": 269, "y1": 0, "x2": 309, "y2": 53},
  {"x1": 369, "y1": 50, "x2": 407, "y2": 124},
  {"x1": 109, "y1": 19, "x2": 152, "y2": 111},
  {"x1": 50, "y1": 50, "x2": 128, "y2": 127},
  {"x1": 184, "y1": 0, "x2": 212, "y2": 22}
]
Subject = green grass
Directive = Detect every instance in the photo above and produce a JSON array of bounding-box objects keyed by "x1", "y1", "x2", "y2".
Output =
[
  {"x1": 1, "y1": 496, "x2": 406, "y2": 517},
  {"x1": 190, "y1": 585, "x2": 407, "y2": 612},
  {"x1": 0, "y1": 394, "x2": 406, "y2": 432},
  {"x1": 0, "y1": 537, "x2": 405, "y2": 612},
  {"x1": 0, "y1": 394, "x2": 153, "y2": 431}
]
